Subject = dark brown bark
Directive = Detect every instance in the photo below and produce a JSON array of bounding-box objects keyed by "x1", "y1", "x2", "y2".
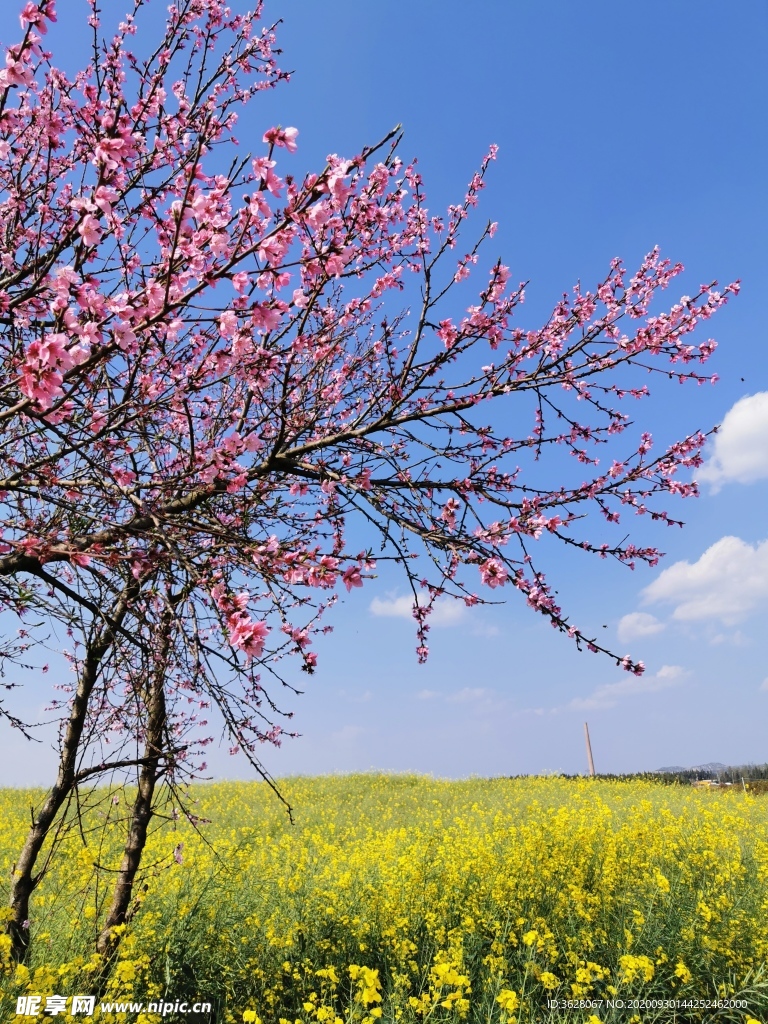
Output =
[
  {"x1": 8, "y1": 580, "x2": 139, "y2": 961},
  {"x1": 96, "y1": 608, "x2": 173, "y2": 961}
]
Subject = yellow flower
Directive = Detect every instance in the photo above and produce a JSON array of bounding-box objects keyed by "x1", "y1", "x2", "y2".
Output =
[
  {"x1": 618, "y1": 954, "x2": 654, "y2": 984},
  {"x1": 14, "y1": 963, "x2": 31, "y2": 986},
  {"x1": 674, "y1": 961, "x2": 692, "y2": 984},
  {"x1": 0, "y1": 774, "x2": 767, "y2": 1022},
  {"x1": 114, "y1": 960, "x2": 137, "y2": 983},
  {"x1": 496, "y1": 989, "x2": 519, "y2": 1012},
  {"x1": 316, "y1": 966, "x2": 339, "y2": 984}
]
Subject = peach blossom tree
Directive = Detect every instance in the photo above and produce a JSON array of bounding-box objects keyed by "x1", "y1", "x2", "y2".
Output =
[{"x1": 0, "y1": 0, "x2": 737, "y2": 964}]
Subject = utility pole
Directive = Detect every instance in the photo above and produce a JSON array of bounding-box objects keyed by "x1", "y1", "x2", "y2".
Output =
[{"x1": 584, "y1": 722, "x2": 596, "y2": 777}]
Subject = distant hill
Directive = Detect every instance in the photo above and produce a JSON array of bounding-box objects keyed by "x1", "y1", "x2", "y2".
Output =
[
  {"x1": 651, "y1": 761, "x2": 768, "y2": 784},
  {"x1": 655, "y1": 761, "x2": 728, "y2": 773}
]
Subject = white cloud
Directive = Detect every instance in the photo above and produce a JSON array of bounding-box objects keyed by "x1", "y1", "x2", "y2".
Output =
[
  {"x1": 336, "y1": 688, "x2": 373, "y2": 702},
  {"x1": 415, "y1": 686, "x2": 498, "y2": 706},
  {"x1": 617, "y1": 612, "x2": 665, "y2": 642},
  {"x1": 698, "y1": 392, "x2": 768, "y2": 491},
  {"x1": 428, "y1": 602, "x2": 468, "y2": 626},
  {"x1": 370, "y1": 595, "x2": 413, "y2": 619},
  {"x1": 562, "y1": 665, "x2": 688, "y2": 712},
  {"x1": 642, "y1": 536, "x2": 768, "y2": 625},
  {"x1": 369, "y1": 594, "x2": 466, "y2": 627},
  {"x1": 447, "y1": 687, "x2": 491, "y2": 703},
  {"x1": 331, "y1": 725, "x2": 365, "y2": 742},
  {"x1": 760, "y1": 678, "x2": 768, "y2": 693},
  {"x1": 472, "y1": 623, "x2": 500, "y2": 638},
  {"x1": 656, "y1": 664, "x2": 687, "y2": 681},
  {"x1": 708, "y1": 630, "x2": 748, "y2": 647}
]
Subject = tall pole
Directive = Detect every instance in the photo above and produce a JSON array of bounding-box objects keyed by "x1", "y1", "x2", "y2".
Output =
[{"x1": 584, "y1": 722, "x2": 595, "y2": 777}]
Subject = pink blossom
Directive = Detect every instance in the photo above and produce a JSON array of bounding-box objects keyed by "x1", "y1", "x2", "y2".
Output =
[
  {"x1": 20, "y1": 1, "x2": 56, "y2": 31},
  {"x1": 19, "y1": 366, "x2": 63, "y2": 409},
  {"x1": 19, "y1": 3, "x2": 42, "y2": 30},
  {"x1": 0, "y1": 50, "x2": 33, "y2": 88},
  {"x1": 282, "y1": 128, "x2": 299, "y2": 152},
  {"x1": 19, "y1": 333, "x2": 91, "y2": 409},
  {"x1": 325, "y1": 253, "x2": 345, "y2": 277},
  {"x1": 227, "y1": 614, "x2": 269, "y2": 660},
  {"x1": 258, "y1": 232, "x2": 290, "y2": 266},
  {"x1": 94, "y1": 186, "x2": 116, "y2": 217},
  {"x1": 232, "y1": 272, "x2": 250, "y2": 294},
  {"x1": 252, "y1": 156, "x2": 283, "y2": 196},
  {"x1": 251, "y1": 302, "x2": 282, "y2": 332},
  {"x1": 210, "y1": 233, "x2": 229, "y2": 257},
  {"x1": 342, "y1": 566, "x2": 363, "y2": 592},
  {"x1": 305, "y1": 201, "x2": 331, "y2": 230},
  {"x1": 93, "y1": 138, "x2": 126, "y2": 172},
  {"x1": 112, "y1": 467, "x2": 137, "y2": 487},
  {"x1": 218, "y1": 310, "x2": 238, "y2": 338},
  {"x1": 479, "y1": 558, "x2": 508, "y2": 588},
  {"x1": 262, "y1": 126, "x2": 298, "y2": 152},
  {"x1": 78, "y1": 215, "x2": 102, "y2": 246},
  {"x1": 113, "y1": 322, "x2": 137, "y2": 353},
  {"x1": 436, "y1": 319, "x2": 458, "y2": 349}
]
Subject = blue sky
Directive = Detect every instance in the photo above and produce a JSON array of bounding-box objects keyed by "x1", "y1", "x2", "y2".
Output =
[{"x1": 1, "y1": 1, "x2": 766, "y2": 783}]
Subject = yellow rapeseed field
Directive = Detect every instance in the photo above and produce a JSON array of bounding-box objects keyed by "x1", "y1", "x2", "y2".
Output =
[{"x1": 1, "y1": 775, "x2": 767, "y2": 1023}]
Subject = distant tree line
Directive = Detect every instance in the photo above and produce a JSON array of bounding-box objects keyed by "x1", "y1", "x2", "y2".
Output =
[
  {"x1": 650, "y1": 764, "x2": 768, "y2": 785},
  {"x1": 508, "y1": 765, "x2": 768, "y2": 785}
]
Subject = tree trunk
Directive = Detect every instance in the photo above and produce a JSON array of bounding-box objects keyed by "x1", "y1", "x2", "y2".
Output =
[
  {"x1": 8, "y1": 581, "x2": 139, "y2": 961},
  {"x1": 96, "y1": 609, "x2": 172, "y2": 962}
]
